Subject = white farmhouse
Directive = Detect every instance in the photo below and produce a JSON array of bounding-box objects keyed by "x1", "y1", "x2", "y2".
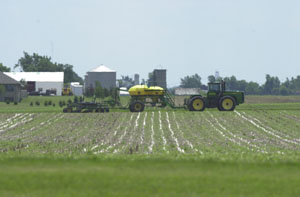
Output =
[{"x1": 4, "y1": 72, "x2": 64, "y2": 96}]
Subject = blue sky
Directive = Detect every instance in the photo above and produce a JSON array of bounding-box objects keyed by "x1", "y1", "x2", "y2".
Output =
[{"x1": 1, "y1": 0, "x2": 299, "y2": 87}]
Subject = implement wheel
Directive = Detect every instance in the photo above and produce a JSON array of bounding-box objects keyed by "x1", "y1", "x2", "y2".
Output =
[
  {"x1": 188, "y1": 96, "x2": 205, "y2": 111},
  {"x1": 130, "y1": 101, "x2": 145, "y2": 112},
  {"x1": 63, "y1": 107, "x2": 73, "y2": 113},
  {"x1": 219, "y1": 96, "x2": 236, "y2": 111}
]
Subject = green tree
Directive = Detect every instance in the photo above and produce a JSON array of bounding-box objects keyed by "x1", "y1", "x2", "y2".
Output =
[
  {"x1": 245, "y1": 81, "x2": 261, "y2": 95},
  {"x1": 14, "y1": 52, "x2": 83, "y2": 84},
  {"x1": 103, "y1": 88, "x2": 109, "y2": 98},
  {"x1": 147, "y1": 72, "x2": 155, "y2": 86},
  {"x1": 94, "y1": 82, "x2": 104, "y2": 99},
  {"x1": 223, "y1": 76, "x2": 238, "y2": 90},
  {"x1": 279, "y1": 86, "x2": 289, "y2": 95},
  {"x1": 62, "y1": 64, "x2": 83, "y2": 84},
  {"x1": 118, "y1": 75, "x2": 134, "y2": 88},
  {"x1": 208, "y1": 75, "x2": 216, "y2": 83},
  {"x1": 180, "y1": 74, "x2": 202, "y2": 88},
  {"x1": 111, "y1": 88, "x2": 120, "y2": 102},
  {"x1": 263, "y1": 74, "x2": 280, "y2": 95},
  {"x1": 0, "y1": 63, "x2": 11, "y2": 72}
]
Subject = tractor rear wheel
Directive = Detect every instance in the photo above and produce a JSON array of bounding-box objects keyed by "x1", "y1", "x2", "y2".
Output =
[
  {"x1": 188, "y1": 96, "x2": 205, "y2": 111},
  {"x1": 219, "y1": 96, "x2": 236, "y2": 111},
  {"x1": 130, "y1": 101, "x2": 145, "y2": 112}
]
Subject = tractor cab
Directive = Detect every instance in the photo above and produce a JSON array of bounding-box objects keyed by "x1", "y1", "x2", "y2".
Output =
[
  {"x1": 208, "y1": 81, "x2": 225, "y2": 93},
  {"x1": 206, "y1": 82, "x2": 225, "y2": 108}
]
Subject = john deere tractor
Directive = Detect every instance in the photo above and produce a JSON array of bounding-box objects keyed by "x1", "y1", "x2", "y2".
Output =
[{"x1": 185, "y1": 81, "x2": 244, "y2": 111}]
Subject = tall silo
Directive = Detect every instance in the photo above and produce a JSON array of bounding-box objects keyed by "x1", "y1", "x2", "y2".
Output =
[
  {"x1": 153, "y1": 69, "x2": 167, "y2": 88},
  {"x1": 86, "y1": 65, "x2": 116, "y2": 90}
]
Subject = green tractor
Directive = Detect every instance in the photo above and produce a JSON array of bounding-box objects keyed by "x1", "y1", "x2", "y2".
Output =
[{"x1": 185, "y1": 81, "x2": 244, "y2": 111}]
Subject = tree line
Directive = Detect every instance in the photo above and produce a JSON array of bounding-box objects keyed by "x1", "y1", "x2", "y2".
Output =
[
  {"x1": 180, "y1": 74, "x2": 300, "y2": 95},
  {"x1": 0, "y1": 52, "x2": 83, "y2": 84},
  {"x1": 1, "y1": 53, "x2": 300, "y2": 95}
]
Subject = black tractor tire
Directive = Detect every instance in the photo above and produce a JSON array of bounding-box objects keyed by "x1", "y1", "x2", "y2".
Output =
[
  {"x1": 130, "y1": 101, "x2": 145, "y2": 112},
  {"x1": 188, "y1": 96, "x2": 205, "y2": 111},
  {"x1": 219, "y1": 96, "x2": 236, "y2": 111},
  {"x1": 217, "y1": 104, "x2": 223, "y2": 111}
]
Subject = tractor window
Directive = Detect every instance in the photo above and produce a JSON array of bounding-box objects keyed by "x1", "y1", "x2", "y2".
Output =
[{"x1": 208, "y1": 83, "x2": 221, "y2": 92}]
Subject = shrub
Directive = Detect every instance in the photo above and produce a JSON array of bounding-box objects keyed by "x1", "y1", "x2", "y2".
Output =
[
  {"x1": 35, "y1": 101, "x2": 40, "y2": 106},
  {"x1": 74, "y1": 96, "x2": 78, "y2": 103},
  {"x1": 30, "y1": 102, "x2": 33, "y2": 106},
  {"x1": 62, "y1": 101, "x2": 66, "y2": 106},
  {"x1": 6, "y1": 100, "x2": 10, "y2": 104},
  {"x1": 79, "y1": 96, "x2": 84, "y2": 102},
  {"x1": 59, "y1": 101, "x2": 63, "y2": 108},
  {"x1": 14, "y1": 101, "x2": 18, "y2": 105},
  {"x1": 68, "y1": 99, "x2": 72, "y2": 104},
  {"x1": 52, "y1": 103, "x2": 56, "y2": 107},
  {"x1": 48, "y1": 100, "x2": 52, "y2": 105},
  {"x1": 44, "y1": 101, "x2": 48, "y2": 106}
]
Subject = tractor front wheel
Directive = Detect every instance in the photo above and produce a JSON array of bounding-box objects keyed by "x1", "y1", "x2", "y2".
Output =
[
  {"x1": 188, "y1": 96, "x2": 205, "y2": 111},
  {"x1": 130, "y1": 101, "x2": 145, "y2": 112},
  {"x1": 219, "y1": 96, "x2": 236, "y2": 111}
]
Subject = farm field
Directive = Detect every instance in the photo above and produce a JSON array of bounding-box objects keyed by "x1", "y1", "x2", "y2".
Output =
[
  {"x1": 1, "y1": 110, "x2": 300, "y2": 158},
  {"x1": 1, "y1": 107, "x2": 300, "y2": 196}
]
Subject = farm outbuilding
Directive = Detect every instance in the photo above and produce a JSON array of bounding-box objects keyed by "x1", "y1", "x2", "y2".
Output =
[
  {"x1": 174, "y1": 88, "x2": 202, "y2": 96},
  {"x1": 4, "y1": 72, "x2": 64, "y2": 96},
  {"x1": 0, "y1": 72, "x2": 21, "y2": 102},
  {"x1": 153, "y1": 69, "x2": 167, "y2": 88},
  {"x1": 84, "y1": 65, "x2": 116, "y2": 92},
  {"x1": 70, "y1": 82, "x2": 83, "y2": 96}
]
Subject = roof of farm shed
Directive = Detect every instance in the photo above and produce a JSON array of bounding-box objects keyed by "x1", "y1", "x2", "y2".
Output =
[
  {"x1": 0, "y1": 72, "x2": 20, "y2": 85},
  {"x1": 89, "y1": 65, "x2": 116, "y2": 72},
  {"x1": 4, "y1": 72, "x2": 64, "y2": 82}
]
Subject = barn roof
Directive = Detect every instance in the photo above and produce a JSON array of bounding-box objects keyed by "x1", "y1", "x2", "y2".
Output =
[
  {"x1": 0, "y1": 72, "x2": 20, "y2": 85},
  {"x1": 4, "y1": 72, "x2": 64, "y2": 82},
  {"x1": 89, "y1": 65, "x2": 116, "y2": 72}
]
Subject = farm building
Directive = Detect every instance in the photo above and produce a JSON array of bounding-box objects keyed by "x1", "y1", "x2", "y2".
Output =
[
  {"x1": 0, "y1": 72, "x2": 21, "y2": 102},
  {"x1": 70, "y1": 82, "x2": 83, "y2": 96},
  {"x1": 174, "y1": 88, "x2": 202, "y2": 95},
  {"x1": 119, "y1": 87, "x2": 130, "y2": 96},
  {"x1": 4, "y1": 72, "x2": 64, "y2": 96},
  {"x1": 134, "y1": 74, "x2": 140, "y2": 85},
  {"x1": 153, "y1": 69, "x2": 167, "y2": 88},
  {"x1": 84, "y1": 65, "x2": 116, "y2": 92}
]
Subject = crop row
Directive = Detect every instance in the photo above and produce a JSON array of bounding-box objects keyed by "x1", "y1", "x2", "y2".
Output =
[{"x1": 0, "y1": 110, "x2": 300, "y2": 157}]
